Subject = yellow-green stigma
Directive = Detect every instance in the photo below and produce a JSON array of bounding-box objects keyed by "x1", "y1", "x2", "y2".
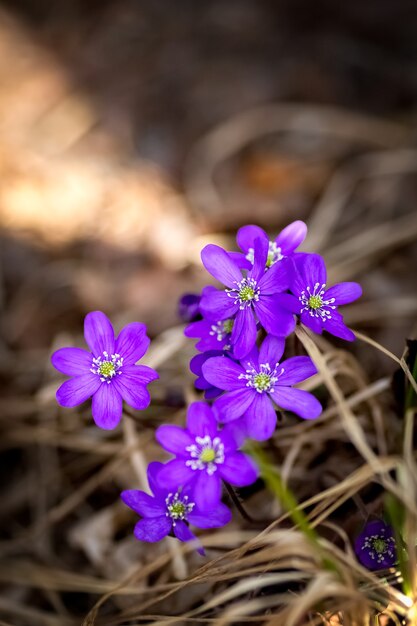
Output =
[
  {"x1": 169, "y1": 501, "x2": 186, "y2": 518},
  {"x1": 239, "y1": 285, "x2": 255, "y2": 301},
  {"x1": 253, "y1": 372, "x2": 271, "y2": 391},
  {"x1": 99, "y1": 361, "x2": 116, "y2": 378},
  {"x1": 200, "y1": 448, "x2": 216, "y2": 463},
  {"x1": 223, "y1": 319, "x2": 234, "y2": 334},
  {"x1": 308, "y1": 294, "x2": 323, "y2": 310},
  {"x1": 373, "y1": 538, "x2": 387, "y2": 554}
]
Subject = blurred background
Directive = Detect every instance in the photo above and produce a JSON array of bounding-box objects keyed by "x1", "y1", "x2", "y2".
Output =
[{"x1": 0, "y1": 1, "x2": 417, "y2": 624}]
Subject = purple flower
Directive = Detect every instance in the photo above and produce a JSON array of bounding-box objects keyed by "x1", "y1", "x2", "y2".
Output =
[
  {"x1": 178, "y1": 293, "x2": 202, "y2": 323},
  {"x1": 121, "y1": 462, "x2": 231, "y2": 554},
  {"x1": 202, "y1": 335, "x2": 322, "y2": 441},
  {"x1": 190, "y1": 350, "x2": 226, "y2": 399},
  {"x1": 230, "y1": 221, "x2": 307, "y2": 270},
  {"x1": 289, "y1": 254, "x2": 362, "y2": 341},
  {"x1": 200, "y1": 238, "x2": 296, "y2": 359},
  {"x1": 354, "y1": 520, "x2": 397, "y2": 570},
  {"x1": 51, "y1": 311, "x2": 159, "y2": 430},
  {"x1": 155, "y1": 402, "x2": 259, "y2": 510}
]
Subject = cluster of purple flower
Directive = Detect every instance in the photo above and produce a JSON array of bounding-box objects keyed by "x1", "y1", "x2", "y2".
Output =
[
  {"x1": 51, "y1": 220, "x2": 362, "y2": 556},
  {"x1": 185, "y1": 221, "x2": 361, "y2": 440}
]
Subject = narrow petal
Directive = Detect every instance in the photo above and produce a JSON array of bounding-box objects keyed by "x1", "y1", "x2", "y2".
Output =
[
  {"x1": 325, "y1": 282, "x2": 362, "y2": 305},
  {"x1": 219, "y1": 452, "x2": 259, "y2": 487},
  {"x1": 115, "y1": 322, "x2": 150, "y2": 364},
  {"x1": 173, "y1": 520, "x2": 198, "y2": 544},
  {"x1": 193, "y1": 472, "x2": 222, "y2": 510},
  {"x1": 156, "y1": 424, "x2": 193, "y2": 456},
  {"x1": 296, "y1": 253, "x2": 327, "y2": 289},
  {"x1": 123, "y1": 364, "x2": 159, "y2": 385},
  {"x1": 202, "y1": 356, "x2": 245, "y2": 391},
  {"x1": 184, "y1": 319, "x2": 210, "y2": 339},
  {"x1": 244, "y1": 394, "x2": 277, "y2": 441},
  {"x1": 112, "y1": 374, "x2": 151, "y2": 411},
  {"x1": 274, "y1": 387, "x2": 322, "y2": 420},
  {"x1": 186, "y1": 402, "x2": 217, "y2": 437},
  {"x1": 146, "y1": 461, "x2": 166, "y2": 497},
  {"x1": 273, "y1": 292, "x2": 302, "y2": 313},
  {"x1": 258, "y1": 335, "x2": 285, "y2": 366},
  {"x1": 249, "y1": 236, "x2": 268, "y2": 282},
  {"x1": 237, "y1": 224, "x2": 268, "y2": 254},
  {"x1": 258, "y1": 259, "x2": 289, "y2": 294},
  {"x1": 157, "y1": 459, "x2": 195, "y2": 490},
  {"x1": 275, "y1": 220, "x2": 307, "y2": 255},
  {"x1": 256, "y1": 297, "x2": 295, "y2": 336},
  {"x1": 231, "y1": 307, "x2": 257, "y2": 359},
  {"x1": 199, "y1": 289, "x2": 239, "y2": 320},
  {"x1": 51, "y1": 347, "x2": 92, "y2": 376},
  {"x1": 120, "y1": 490, "x2": 165, "y2": 517},
  {"x1": 228, "y1": 251, "x2": 252, "y2": 270},
  {"x1": 300, "y1": 311, "x2": 323, "y2": 334},
  {"x1": 189, "y1": 502, "x2": 232, "y2": 528},
  {"x1": 201, "y1": 244, "x2": 242, "y2": 288},
  {"x1": 134, "y1": 516, "x2": 171, "y2": 542},
  {"x1": 325, "y1": 318, "x2": 356, "y2": 341},
  {"x1": 91, "y1": 383, "x2": 123, "y2": 429},
  {"x1": 213, "y1": 388, "x2": 255, "y2": 423},
  {"x1": 84, "y1": 311, "x2": 115, "y2": 357},
  {"x1": 278, "y1": 356, "x2": 317, "y2": 385},
  {"x1": 56, "y1": 374, "x2": 101, "y2": 408}
]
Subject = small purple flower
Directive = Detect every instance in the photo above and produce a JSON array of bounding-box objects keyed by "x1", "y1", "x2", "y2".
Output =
[
  {"x1": 121, "y1": 462, "x2": 231, "y2": 554},
  {"x1": 185, "y1": 289, "x2": 234, "y2": 354},
  {"x1": 202, "y1": 335, "x2": 322, "y2": 441},
  {"x1": 51, "y1": 311, "x2": 159, "y2": 430},
  {"x1": 200, "y1": 237, "x2": 296, "y2": 359},
  {"x1": 190, "y1": 350, "x2": 226, "y2": 399},
  {"x1": 155, "y1": 402, "x2": 259, "y2": 510},
  {"x1": 230, "y1": 221, "x2": 307, "y2": 270},
  {"x1": 289, "y1": 254, "x2": 362, "y2": 341},
  {"x1": 354, "y1": 520, "x2": 397, "y2": 570},
  {"x1": 178, "y1": 293, "x2": 202, "y2": 323}
]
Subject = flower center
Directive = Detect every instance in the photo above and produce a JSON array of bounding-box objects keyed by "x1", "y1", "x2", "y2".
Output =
[
  {"x1": 99, "y1": 361, "x2": 115, "y2": 377},
  {"x1": 209, "y1": 318, "x2": 234, "y2": 343},
  {"x1": 226, "y1": 278, "x2": 260, "y2": 309},
  {"x1": 253, "y1": 372, "x2": 272, "y2": 391},
  {"x1": 91, "y1": 352, "x2": 123, "y2": 383},
  {"x1": 239, "y1": 362, "x2": 283, "y2": 393},
  {"x1": 239, "y1": 285, "x2": 256, "y2": 301},
  {"x1": 299, "y1": 282, "x2": 336, "y2": 322},
  {"x1": 373, "y1": 538, "x2": 387, "y2": 554},
  {"x1": 186, "y1": 435, "x2": 225, "y2": 475},
  {"x1": 362, "y1": 532, "x2": 396, "y2": 564},
  {"x1": 308, "y1": 294, "x2": 323, "y2": 310},
  {"x1": 165, "y1": 492, "x2": 194, "y2": 525},
  {"x1": 246, "y1": 241, "x2": 284, "y2": 268}
]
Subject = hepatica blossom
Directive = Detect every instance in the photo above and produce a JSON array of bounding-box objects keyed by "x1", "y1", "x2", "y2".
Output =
[
  {"x1": 177, "y1": 292, "x2": 201, "y2": 323},
  {"x1": 230, "y1": 220, "x2": 307, "y2": 270},
  {"x1": 290, "y1": 254, "x2": 362, "y2": 341},
  {"x1": 155, "y1": 402, "x2": 259, "y2": 509},
  {"x1": 354, "y1": 520, "x2": 397, "y2": 570},
  {"x1": 200, "y1": 237, "x2": 295, "y2": 359},
  {"x1": 203, "y1": 335, "x2": 322, "y2": 440},
  {"x1": 51, "y1": 311, "x2": 158, "y2": 429},
  {"x1": 121, "y1": 462, "x2": 231, "y2": 554}
]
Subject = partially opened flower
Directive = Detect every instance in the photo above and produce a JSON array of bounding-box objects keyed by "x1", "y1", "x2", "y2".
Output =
[
  {"x1": 230, "y1": 220, "x2": 307, "y2": 270},
  {"x1": 189, "y1": 350, "x2": 228, "y2": 399},
  {"x1": 203, "y1": 335, "x2": 322, "y2": 440},
  {"x1": 354, "y1": 520, "x2": 397, "y2": 570},
  {"x1": 121, "y1": 462, "x2": 231, "y2": 555},
  {"x1": 178, "y1": 292, "x2": 202, "y2": 323},
  {"x1": 289, "y1": 254, "x2": 362, "y2": 341},
  {"x1": 185, "y1": 288, "x2": 235, "y2": 354},
  {"x1": 155, "y1": 402, "x2": 259, "y2": 510},
  {"x1": 200, "y1": 237, "x2": 296, "y2": 359},
  {"x1": 51, "y1": 311, "x2": 158, "y2": 429}
]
